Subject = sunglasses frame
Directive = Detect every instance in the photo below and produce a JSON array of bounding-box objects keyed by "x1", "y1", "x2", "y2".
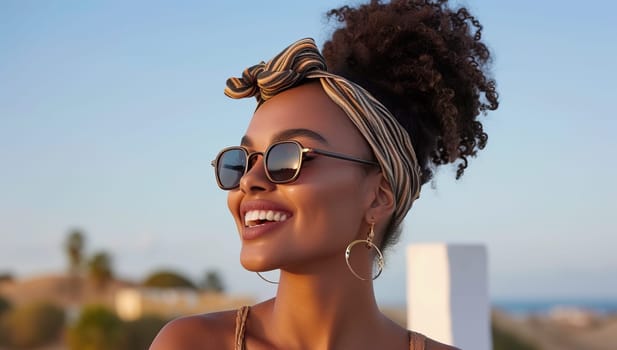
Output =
[{"x1": 211, "y1": 140, "x2": 379, "y2": 190}]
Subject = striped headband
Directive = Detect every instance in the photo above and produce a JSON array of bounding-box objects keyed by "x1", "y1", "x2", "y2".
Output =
[{"x1": 225, "y1": 38, "x2": 421, "y2": 230}]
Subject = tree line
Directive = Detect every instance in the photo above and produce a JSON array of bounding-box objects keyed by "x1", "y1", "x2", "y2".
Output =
[{"x1": 64, "y1": 228, "x2": 225, "y2": 292}]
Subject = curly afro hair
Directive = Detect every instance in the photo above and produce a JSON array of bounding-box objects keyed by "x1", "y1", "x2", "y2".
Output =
[
  {"x1": 322, "y1": 0, "x2": 499, "y2": 249},
  {"x1": 323, "y1": 0, "x2": 499, "y2": 187}
]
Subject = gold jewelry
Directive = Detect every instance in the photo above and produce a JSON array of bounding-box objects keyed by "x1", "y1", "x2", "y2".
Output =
[
  {"x1": 345, "y1": 222, "x2": 385, "y2": 281},
  {"x1": 256, "y1": 271, "x2": 279, "y2": 284}
]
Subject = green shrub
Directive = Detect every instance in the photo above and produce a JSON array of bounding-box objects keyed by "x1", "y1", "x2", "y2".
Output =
[
  {"x1": 3, "y1": 300, "x2": 65, "y2": 348},
  {"x1": 493, "y1": 323, "x2": 539, "y2": 350},
  {"x1": 68, "y1": 306, "x2": 168, "y2": 350},
  {"x1": 0, "y1": 295, "x2": 12, "y2": 346},
  {"x1": 142, "y1": 270, "x2": 196, "y2": 289},
  {"x1": 119, "y1": 314, "x2": 168, "y2": 349},
  {"x1": 67, "y1": 304, "x2": 123, "y2": 350},
  {"x1": 0, "y1": 295, "x2": 11, "y2": 315},
  {"x1": 0, "y1": 318, "x2": 7, "y2": 347},
  {"x1": 0, "y1": 273, "x2": 13, "y2": 283}
]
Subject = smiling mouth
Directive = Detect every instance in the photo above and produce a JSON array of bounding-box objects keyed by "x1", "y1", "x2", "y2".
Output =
[{"x1": 244, "y1": 210, "x2": 289, "y2": 227}]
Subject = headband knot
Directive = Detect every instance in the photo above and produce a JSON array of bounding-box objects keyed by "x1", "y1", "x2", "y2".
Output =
[
  {"x1": 226, "y1": 41, "x2": 327, "y2": 103},
  {"x1": 224, "y1": 38, "x2": 421, "y2": 230}
]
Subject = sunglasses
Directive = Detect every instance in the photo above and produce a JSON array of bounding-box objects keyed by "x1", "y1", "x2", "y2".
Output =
[{"x1": 211, "y1": 140, "x2": 379, "y2": 190}]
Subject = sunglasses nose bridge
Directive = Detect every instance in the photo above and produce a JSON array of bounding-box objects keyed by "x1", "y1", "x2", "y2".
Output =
[
  {"x1": 238, "y1": 150, "x2": 277, "y2": 191},
  {"x1": 245, "y1": 151, "x2": 265, "y2": 173}
]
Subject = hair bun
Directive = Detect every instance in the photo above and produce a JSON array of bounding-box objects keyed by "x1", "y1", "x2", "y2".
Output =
[{"x1": 323, "y1": 0, "x2": 499, "y2": 184}]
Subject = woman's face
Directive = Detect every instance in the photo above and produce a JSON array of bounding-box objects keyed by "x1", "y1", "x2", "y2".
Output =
[{"x1": 227, "y1": 82, "x2": 381, "y2": 273}]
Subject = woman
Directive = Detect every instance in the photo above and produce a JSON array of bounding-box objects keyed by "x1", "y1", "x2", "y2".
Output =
[{"x1": 151, "y1": 0, "x2": 498, "y2": 349}]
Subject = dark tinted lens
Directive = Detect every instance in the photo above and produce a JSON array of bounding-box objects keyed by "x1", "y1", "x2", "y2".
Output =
[
  {"x1": 217, "y1": 148, "x2": 247, "y2": 189},
  {"x1": 266, "y1": 142, "x2": 301, "y2": 182}
]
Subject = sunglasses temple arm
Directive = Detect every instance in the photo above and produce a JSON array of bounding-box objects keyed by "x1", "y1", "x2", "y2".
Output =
[{"x1": 309, "y1": 149, "x2": 378, "y2": 166}]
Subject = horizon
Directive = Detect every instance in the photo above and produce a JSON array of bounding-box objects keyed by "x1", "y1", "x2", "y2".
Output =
[
  {"x1": 1, "y1": 1, "x2": 616, "y2": 306},
  {"x1": 5, "y1": 271, "x2": 617, "y2": 308}
]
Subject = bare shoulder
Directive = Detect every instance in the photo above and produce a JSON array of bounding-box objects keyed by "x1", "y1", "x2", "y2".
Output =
[
  {"x1": 425, "y1": 337, "x2": 461, "y2": 350},
  {"x1": 149, "y1": 309, "x2": 238, "y2": 350}
]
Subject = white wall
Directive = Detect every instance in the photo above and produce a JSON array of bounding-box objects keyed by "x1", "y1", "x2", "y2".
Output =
[{"x1": 406, "y1": 244, "x2": 490, "y2": 350}]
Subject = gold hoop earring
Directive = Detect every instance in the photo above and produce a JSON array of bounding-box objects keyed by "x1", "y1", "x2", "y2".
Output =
[
  {"x1": 345, "y1": 222, "x2": 385, "y2": 281},
  {"x1": 256, "y1": 271, "x2": 279, "y2": 284}
]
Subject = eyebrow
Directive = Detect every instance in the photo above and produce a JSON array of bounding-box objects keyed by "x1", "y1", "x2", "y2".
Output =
[{"x1": 240, "y1": 128, "x2": 328, "y2": 147}]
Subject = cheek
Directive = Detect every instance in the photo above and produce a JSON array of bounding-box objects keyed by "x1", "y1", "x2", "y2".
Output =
[
  {"x1": 287, "y1": 170, "x2": 369, "y2": 247},
  {"x1": 227, "y1": 191, "x2": 243, "y2": 231}
]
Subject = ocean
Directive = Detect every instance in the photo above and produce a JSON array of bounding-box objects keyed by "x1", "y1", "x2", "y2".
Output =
[{"x1": 492, "y1": 299, "x2": 617, "y2": 316}]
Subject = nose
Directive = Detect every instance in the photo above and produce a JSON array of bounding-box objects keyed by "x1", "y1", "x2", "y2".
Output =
[{"x1": 239, "y1": 153, "x2": 275, "y2": 193}]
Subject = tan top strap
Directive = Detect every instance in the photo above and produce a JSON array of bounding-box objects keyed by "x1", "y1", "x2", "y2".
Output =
[
  {"x1": 234, "y1": 306, "x2": 250, "y2": 350},
  {"x1": 235, "y1": 308, "x2": 428, "y2": 350},
  {"x1": 409, "y1": 330, "x2": 427, "y2": 350}
]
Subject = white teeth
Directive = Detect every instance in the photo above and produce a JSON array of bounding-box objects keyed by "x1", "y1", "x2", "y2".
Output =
[{"x1": 244, "y1": 209, "x2": 289, "y2": 227}]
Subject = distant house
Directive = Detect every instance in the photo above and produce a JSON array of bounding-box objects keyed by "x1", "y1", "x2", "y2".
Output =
[{"x1": 115, "y1": 287, "x2": 254, "y2": 320}]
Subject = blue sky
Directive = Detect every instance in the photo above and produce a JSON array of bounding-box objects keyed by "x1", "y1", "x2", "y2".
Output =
[{"x1": 1, "y1": 0, "x2": 616, "y2": 305}]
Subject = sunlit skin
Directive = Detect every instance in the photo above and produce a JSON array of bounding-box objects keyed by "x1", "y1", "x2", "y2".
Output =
[
  {"x1": 229, "y1": 85, "x2": 383, "y2": 276},
  {"x1": 150, "y1": 83, "x2": 455, "y2": 349}
]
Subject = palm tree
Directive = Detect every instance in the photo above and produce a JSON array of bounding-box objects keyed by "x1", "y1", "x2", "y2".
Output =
[
  {"x1": 201, "y1": 270, "x2": 225, "y2": 293},
  {"x1": 65, "y1": 229, "x2": 85, "y2": 276},
  {"x1": 64, "y1": 229, "x2": 86, "y2": 301},
  {"x1": 88, "y1": 251, "x2": 113, "y2": 290}
]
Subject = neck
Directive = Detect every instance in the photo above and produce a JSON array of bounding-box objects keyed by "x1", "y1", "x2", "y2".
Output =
[{"x1": 265, "y1": 256, "x2": 387, "y2": 349}]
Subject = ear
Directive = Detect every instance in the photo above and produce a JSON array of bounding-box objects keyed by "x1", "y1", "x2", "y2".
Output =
[{"x1": 365, "y1": 175, "x2": 395, "y2": 225}]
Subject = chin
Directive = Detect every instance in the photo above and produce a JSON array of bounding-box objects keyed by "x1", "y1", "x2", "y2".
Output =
[{"x1": 239, "y1": 247, "x2": 278, "y2": 272}]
